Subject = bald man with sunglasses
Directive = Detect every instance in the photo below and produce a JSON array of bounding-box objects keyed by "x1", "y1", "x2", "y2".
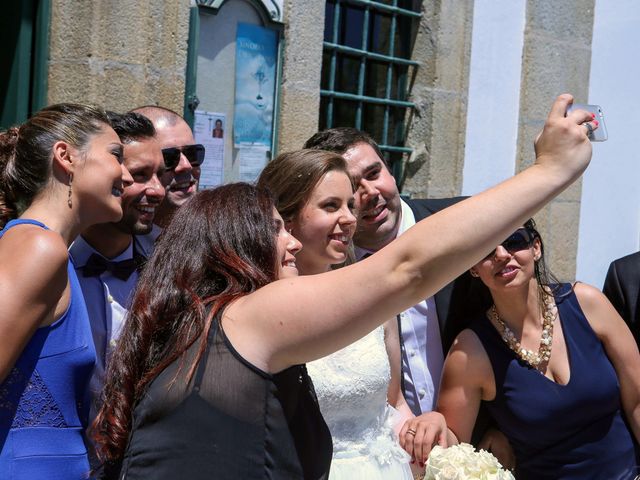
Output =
[{"x1": 131, "y1": 106, "x2": 205, "y2": 256}]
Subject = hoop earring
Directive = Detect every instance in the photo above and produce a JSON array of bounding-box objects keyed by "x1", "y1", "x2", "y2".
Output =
[{"x1": 67, "y1": 173, "x2": 73, "y2": 208}]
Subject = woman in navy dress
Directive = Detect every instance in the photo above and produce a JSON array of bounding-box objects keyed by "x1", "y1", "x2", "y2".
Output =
[
  {"x1": 0, "y1": 104, "x2": 132, "y2": 479},
  {"x1": 437, "y1": 219, "x2": 640, "y2": 479}
]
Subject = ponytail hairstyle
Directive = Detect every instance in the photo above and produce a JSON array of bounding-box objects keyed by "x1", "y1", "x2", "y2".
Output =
[
  {"x1": 93, "y1": 183, "x2": 279, "y2": 467},
  {"x1": 0, "y1": 103, "x2": 110, "y2": 227},
  {"x1": 0, "y1": 127, "x2": 20, "y2": 223}
]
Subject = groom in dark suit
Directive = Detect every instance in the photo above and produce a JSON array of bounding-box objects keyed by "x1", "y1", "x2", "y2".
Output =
[{"x1": 603, "y1": 251, "x2": 640, "y2": 345}]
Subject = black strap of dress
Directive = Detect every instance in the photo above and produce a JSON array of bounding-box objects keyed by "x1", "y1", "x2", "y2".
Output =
[{"x1": 193, "y1": 312, "x2": 219, "y2": 394}]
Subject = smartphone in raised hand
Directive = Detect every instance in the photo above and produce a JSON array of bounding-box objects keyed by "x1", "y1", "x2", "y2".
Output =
[{"x1": 566, "y1": 103, "x2": 608, "y2": 142}]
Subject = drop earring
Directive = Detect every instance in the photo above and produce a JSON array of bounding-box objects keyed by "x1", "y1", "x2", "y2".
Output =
[{"x1": 67, "y1": 173, "x2": 73, "y2": 208}]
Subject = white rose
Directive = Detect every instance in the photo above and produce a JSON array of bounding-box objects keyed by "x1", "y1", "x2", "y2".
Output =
[{"x1": 424, "y1": 443, "x2": 514, "y2": 480}]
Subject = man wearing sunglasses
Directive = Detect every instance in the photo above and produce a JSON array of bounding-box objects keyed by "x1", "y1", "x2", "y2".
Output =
[
  {"x1": 131, "y1": 106, "x2": 204, "y2": 256},
  {"x1": 70, "y1": 112, "x2": 165, "y2": 429}
]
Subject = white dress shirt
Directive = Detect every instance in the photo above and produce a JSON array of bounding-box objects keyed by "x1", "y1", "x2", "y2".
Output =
[{"x1": 355, "y1": 199, "x2": 444, "y2": 415}]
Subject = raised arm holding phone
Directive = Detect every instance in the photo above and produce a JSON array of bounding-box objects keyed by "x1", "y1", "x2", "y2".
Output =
[{"x1": 94, "y1": 94, "x2": 597, "y2": 479}]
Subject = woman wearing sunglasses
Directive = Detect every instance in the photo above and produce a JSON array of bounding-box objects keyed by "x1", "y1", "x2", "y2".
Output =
[{"x1": 435, "y1": 219, "x2": 640, "y2": 479}]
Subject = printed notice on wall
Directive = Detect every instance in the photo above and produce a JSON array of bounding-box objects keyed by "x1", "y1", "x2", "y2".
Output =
[
  {"x1": 238, "y1": 146, "x2": 269, "y2": 183},
  {"x1": 193, "y1": 110, "x2": 226, "y2": 189},
  {"x1": 233, "y1": 23, "x2": 278, "y2": 149}
]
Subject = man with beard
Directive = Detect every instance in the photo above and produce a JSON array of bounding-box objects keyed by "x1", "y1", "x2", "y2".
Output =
[
  {"x1": 303, "y1": 129, "x2": 509, "y2": 460},
  {"x1": 131, "y1": 106, "x2": 204, "y2": 256},
  {"x1": 70, "y1": 112, "x2": 165, "y2": 410}
]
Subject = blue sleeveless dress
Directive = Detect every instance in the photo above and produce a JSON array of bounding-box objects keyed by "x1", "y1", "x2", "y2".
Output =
[
  {"x1": 0, "y1": 219, "x2": 96, "y2": 479},
  {"x1": 470, "y1": 284, "x2": 638, "y2": 479}
]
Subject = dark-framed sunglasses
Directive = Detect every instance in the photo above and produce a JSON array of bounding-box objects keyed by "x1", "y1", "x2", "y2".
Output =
[
  {"x1": 161, "y1": 144, "x2": 205, "y2": 170},
  {"x1": 484, "y1": 228, "x2": 536, "y2": 259}
]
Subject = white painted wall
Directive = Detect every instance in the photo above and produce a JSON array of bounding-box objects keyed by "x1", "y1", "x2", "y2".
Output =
[
  {"x1": 576, "y1": 1, "x2": 640, "y2": 287},
  {"x1": 461, "y1": 0, "x2": 526, "y2": 196}
]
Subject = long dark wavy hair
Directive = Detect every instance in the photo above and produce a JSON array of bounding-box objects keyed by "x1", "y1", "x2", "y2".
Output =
[{"x1": 92, "y1": 183, "x2": 279, "y2": 466}]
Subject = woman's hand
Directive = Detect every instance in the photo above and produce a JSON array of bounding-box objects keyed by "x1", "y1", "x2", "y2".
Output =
[
  {"x1": 533, "y1": 93, "x2": 594, "y2": 185},
  {"x1": 399, "y1": 411, "x2": 449, "y2": 467}
]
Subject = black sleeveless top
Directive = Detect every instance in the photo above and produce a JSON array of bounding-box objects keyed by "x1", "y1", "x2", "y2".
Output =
[{"x1": 111, "y1": 318, "x2": 332, "y2": 479}]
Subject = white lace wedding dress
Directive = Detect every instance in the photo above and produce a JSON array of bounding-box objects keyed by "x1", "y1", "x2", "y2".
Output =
[{"x1": 307, "y1": 326, "x2": 414, "y2": 479}]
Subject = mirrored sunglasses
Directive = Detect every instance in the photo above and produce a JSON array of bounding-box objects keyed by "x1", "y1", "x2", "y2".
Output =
[
  {"x1": 161, "y1": 144, "x2": 205, "y2": 170},
  {"x1": 484, "y1": 228, "x2": 535, "y2": 259}
]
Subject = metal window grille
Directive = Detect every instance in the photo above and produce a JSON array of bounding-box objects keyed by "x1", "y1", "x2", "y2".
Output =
[{"x1": 320, "y1": 0, "x2": 421, "y2": 174}]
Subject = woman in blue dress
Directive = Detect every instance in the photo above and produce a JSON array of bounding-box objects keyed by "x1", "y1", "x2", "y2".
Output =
[
  {"x1": 0, "y1": 104, "x2": 132, "y2": 479},
  {"x1": 437, "y1": 219, "x2": 640, "y2": 479}
]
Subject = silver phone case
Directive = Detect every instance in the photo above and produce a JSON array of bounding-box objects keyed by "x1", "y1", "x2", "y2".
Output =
[{"x1": 567, "y1": 103, "x2": 608, "y2": 142}]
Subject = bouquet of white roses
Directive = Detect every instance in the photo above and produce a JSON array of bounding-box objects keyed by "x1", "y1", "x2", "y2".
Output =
[{"x1": 423, "y1": 443, "x2": 515, "y2": 480}]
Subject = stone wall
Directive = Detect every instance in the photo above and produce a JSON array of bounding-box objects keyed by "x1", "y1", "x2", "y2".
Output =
[
  {"x1": 48, "y1": 0, "x2": 191, "y2": 112},
  {"x1": 516, "y1": 0, "x2": 595, "y2": 280},
  {"x1": 403, "y1": 0, "x2": 474, "y2": 199},
  {"x1": 44, "y1": 0, "x2": 595, "y2": 278},
  {"x1": 276, "y1": 0, "x2": 326, "y2": 153}
]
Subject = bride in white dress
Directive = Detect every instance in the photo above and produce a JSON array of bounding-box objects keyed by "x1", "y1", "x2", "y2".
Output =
[{"x1": 258, "y1": 150, "x2": 416, "y2": 479}]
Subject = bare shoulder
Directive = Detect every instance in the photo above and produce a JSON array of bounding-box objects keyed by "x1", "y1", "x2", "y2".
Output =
[
  {"x1": 451, "y1": 328, "x2": 486, "y2": 354},
  {"x1": 0, "y1": 226, "x2": 68, "y2": 288},
  {"x1": 446, "y1": 328, "x2": 491, "y2": 376},
  {"x1": 442, "y1": 327, "x2": 495, "y2": 401},
  {"x1": 572, "y1": 281, "x2": 607, "y2": 308},
  {"x1": 572, "y1": 281, "x2": 622, "y2": 337}
]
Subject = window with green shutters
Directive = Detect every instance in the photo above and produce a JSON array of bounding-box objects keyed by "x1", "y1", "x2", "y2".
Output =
[
  {"x1": 320, "y1": 0, "x2": 421, "y2": 178},
  {"x1": 0, "y1": 0, "x2": 50, "y2": 130}
]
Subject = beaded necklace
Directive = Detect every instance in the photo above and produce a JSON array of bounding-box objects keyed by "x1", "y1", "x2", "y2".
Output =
[{"x1": 487, "y1": 295, "x2": 556, "y2": 370}]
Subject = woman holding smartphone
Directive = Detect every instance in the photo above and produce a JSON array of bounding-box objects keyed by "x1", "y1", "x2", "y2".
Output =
[{"x1": 94, "y1": 94, "x2": 596, "y2": 479}]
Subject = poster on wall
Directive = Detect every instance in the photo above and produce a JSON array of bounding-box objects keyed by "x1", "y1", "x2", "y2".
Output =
[
  {"x1": 193, "y1": 110, "x2": 226, "y2": 189},
  {"x1": 238, "y1": 145, "x2": 269, "y2": 183},
  {"x1": 233, "y1": 23, "x2": 278, "y2": 149}
]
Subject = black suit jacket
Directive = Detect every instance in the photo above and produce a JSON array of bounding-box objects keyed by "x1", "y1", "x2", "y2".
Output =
[
  {"x1": 603, "y1": 251, "x2": 640, "y2": 345},
  {"x1": 406, "y1": 197, "x2": 493, "y2": 444},
  {"x1": 406, "y1": 197, "x2": 476, "y2": 353}
]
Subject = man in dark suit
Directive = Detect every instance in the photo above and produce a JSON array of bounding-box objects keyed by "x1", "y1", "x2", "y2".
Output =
[
  {"x1": 304, "y1": 128, "x2": 471, "y2": 415},
  {"x1": 603, "y1": 251, "x2": 640, "y2": 345}
]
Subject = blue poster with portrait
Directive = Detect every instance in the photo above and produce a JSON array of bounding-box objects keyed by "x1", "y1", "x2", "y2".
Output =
[{"x1": 233, "y1": 23, "x2": 278, "y2": 149}]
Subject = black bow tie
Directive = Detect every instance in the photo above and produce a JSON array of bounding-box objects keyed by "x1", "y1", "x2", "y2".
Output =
[{"x1": 82, "y1": 253, "x2": 140, "y2": 281}]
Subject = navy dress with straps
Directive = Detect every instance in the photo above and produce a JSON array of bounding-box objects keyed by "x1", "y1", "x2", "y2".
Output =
[
  {"x1": 0, "y1": 219, "x2": 96, "y2": 479},
  {"x1": 470, "y1": 283, "x2": 638, "y2": 479}
]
